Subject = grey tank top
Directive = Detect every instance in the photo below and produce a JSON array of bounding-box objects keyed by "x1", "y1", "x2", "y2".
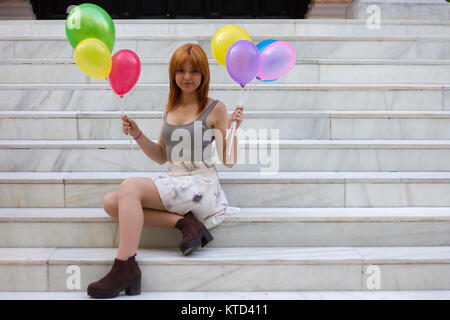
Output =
[{"x1": 162, "y1": 99, "x2": 219, "y2": 162}]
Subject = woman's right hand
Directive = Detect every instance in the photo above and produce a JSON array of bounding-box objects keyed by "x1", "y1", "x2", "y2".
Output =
[{"x1": 121, "y1": 115, "x2": 140, "y2": 138}]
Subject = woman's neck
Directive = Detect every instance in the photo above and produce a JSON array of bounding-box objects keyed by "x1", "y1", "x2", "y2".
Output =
[{"x1": 178, "y1": 92, "x2": 198, "y2": 107}]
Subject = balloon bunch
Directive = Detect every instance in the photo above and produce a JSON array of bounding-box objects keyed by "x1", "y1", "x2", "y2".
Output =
[
  {"x1": 65, "y1": 3, "x2": 141, "y2": 149},
  {"x1": 211, "y1": 25, "x2": 256, "y2": 88},
  {"x1": 211, "y1": 25, "x2": 296, "y2": 155}
]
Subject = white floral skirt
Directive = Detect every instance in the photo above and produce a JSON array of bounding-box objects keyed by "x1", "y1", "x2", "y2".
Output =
[{"x1": 152, "y1": 161, "x2": 240, "y2": 229}]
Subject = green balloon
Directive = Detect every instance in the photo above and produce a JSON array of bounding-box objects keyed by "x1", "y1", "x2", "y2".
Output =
[{"x1": 65, "y1": 3, "x2": 115, "y2": 52}]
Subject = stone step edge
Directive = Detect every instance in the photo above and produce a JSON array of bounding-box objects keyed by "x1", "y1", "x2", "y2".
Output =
[
  {"x1": 2, "y1": 18, "x2": 448, "y2": 25},
  {"x1": 3, "y1": 58, "x2": 450, "y2": 65},
  {"x1": 2, "y1": 290, "x2": 450, "y2": 300},
  {"x1": 2, "y1": 171, "x2": 450, "y2": 184},
  {"x1": 1, "y1": 35, "x2": 449, "y2": 41},
  {"x1": 1, "y1": 83, "x2": 448, "y2": 90},
  {"x1": 4, "y1": 139, "x2": 450, "y2": 149},
  {"x1": 2, "y1": 246, "x2": 450, "y2": 265},
  {"x1": 2, "y1": 207, "x2": 450, "y2": 222},
  {"x1": 3, "y1": 110, "x2": 450, "y2": 119}
]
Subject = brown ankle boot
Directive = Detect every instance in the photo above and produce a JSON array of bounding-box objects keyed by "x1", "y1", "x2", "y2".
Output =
[
  {"x1": 174, "y1": 211, "x2": 214, "y2": 256},
  {"x1": 87, "y1": 253, "x2": 141, "y2": 299}
]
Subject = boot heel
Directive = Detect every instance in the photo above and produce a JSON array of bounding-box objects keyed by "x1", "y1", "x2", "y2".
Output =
[
  {"x1": 200, "y1": 227, "x2": 214, "y2": 247},
  {"x1": 125, "y1": 277, "x2": 141, "y2": 296}
]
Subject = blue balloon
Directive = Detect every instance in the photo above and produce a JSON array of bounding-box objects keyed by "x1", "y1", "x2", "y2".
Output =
[
  {"x1": 256, "y1": 39, "x2": 278, "y2": 82},
  {"x1": 257, "y1": 39, "x2": 277, "y2": 53}
]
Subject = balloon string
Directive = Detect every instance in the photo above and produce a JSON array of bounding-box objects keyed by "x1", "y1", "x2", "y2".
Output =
[
  {"x1": 226, "y1": 119, "x2": 236, "y2": 157},
  {"x1": 107, "y1": 78, "x2": 135, "y2": 152},
  {"x1": 238, "y1": 79, "x2": 255, "y2": 106},
  {"x1": 238, "y1": 85, "x2": 245, "y2": 106},
  {"x1": 226, "y1": 79, "x2": 255, "y2": 157}
]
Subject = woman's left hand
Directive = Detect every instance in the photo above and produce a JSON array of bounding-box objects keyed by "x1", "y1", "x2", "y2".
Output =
[{"x1": 228, "y1": 105, "x2": 244, "y2": 130}]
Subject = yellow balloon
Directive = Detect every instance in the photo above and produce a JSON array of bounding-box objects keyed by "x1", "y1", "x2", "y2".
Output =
[
  {"x1": 74, "y1": 38, "x2": 112, "y2": 79},
  {"x1": 211, "y1": 25, "x2": 252, "y2": 68}
]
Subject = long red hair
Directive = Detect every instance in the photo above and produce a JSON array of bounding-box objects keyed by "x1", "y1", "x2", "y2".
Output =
[{"x1": 166, "y1": 43, "x2": 210, "y2": 115}]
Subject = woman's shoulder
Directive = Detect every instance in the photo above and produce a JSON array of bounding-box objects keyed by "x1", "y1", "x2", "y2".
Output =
[
  {"x1": 207, "y1": 98, "x2": 227, "y2": 126},
  {"x1": 207, "y1": 98, "x2": 226, "y2": 116},
  {"x1": 207, "y1": 97, "x2": 225, "y2": 108}
]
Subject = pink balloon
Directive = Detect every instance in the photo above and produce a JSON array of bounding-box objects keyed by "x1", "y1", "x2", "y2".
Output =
[
  {"x1": 108, "y1": 49, "x2": 141, "y2": 96},
  {"x1": 257, "y1": 41, "x2": 296, "y2": 81}
]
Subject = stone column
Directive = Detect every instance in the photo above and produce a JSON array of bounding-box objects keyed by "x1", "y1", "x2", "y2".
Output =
[
  {"x1": 346, "y1": 0, "x2": 450, "y2": 20},
  {"x1": 306, "y1": 0, "x2": 353, "y2": 19},
  {"x1": 0, "y1": 0, "x2": 35, "y2": 20}
]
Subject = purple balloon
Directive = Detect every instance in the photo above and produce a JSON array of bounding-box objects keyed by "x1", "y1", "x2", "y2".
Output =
[
  {"x1": 257, "y1": 41, "x2": 296, "y2": 81},
  {"x1": 226, "y1": 40, "x2": 260, "y2": 87}
]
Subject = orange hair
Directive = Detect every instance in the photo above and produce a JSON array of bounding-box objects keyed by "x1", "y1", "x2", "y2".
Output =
[{"x1": 166, "y1": 43, "x2": 210, "y2": 115}]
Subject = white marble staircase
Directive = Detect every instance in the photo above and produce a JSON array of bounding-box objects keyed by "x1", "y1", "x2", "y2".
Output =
[{"x1": 1, "y1": 19, "x2": 450, "y2": 299}]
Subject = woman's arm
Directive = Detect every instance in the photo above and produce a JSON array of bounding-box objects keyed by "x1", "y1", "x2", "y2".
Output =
[
  {"x1": 121, "y1": 114, "x2": 167, "y2": 165},
  {"x1": 212, "y1": 102, "x2": 243, "y2": 168},
  {"x1": 135, "y1": 124, "x2": 167, "y2": 165}
]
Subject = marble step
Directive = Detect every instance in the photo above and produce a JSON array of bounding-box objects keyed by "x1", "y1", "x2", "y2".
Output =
[
  {"x1": 2, "y1": 35, "x2": 450, "y2": 60},
  {"x1": 3, "y1": 171, "x2": 450, "y2": 208},
  {"x1": 1, "y1": 84, "x2": 449, "y2": 112},
  {"x1": 1, "y1": 19, "x2": 448, "y2": 38},
  {"x1": 1, "y1": 207, "x2": 449, "y2": 248},
  {"x1": 4, "y1": 139, "x2": 450, "y2": 172},
  {"x1": 1, "y1": 246, "x2": 450, "y2": 291},
  {"x1": 4, "y1": 110, "x2": 450, "y2": 140},
  {"x1": 3, "y1": 290, "x2": 450, "y2": 300},
  {"x1": 2, "y1": 59, "x2": 450, "y2": 85}
]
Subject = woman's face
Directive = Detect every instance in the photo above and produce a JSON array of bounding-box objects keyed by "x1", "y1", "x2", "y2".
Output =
[{"x1": 175, "y1": 61, "x2": 202, "y2": 95}]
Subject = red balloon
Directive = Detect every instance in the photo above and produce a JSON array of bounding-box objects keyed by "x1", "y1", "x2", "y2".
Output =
[{"x1": 108, "y1": 50, "x2": 141, "y2": 96}]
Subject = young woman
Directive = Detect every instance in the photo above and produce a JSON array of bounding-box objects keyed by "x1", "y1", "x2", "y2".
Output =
[{"x1": 87, "y1": 43, "x2": 244, "y2": 298}]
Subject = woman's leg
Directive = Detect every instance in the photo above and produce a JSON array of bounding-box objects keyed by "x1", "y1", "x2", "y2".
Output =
[
  {"x1": 105, "y1": 178, "x2": 183, "y2": 260},
  {"x1": 103, "y1": 190, "x2": 182, "y2": 228}
]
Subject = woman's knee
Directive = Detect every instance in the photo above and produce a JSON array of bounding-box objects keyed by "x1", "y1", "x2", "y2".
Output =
[
  {"x1": 118, "y1": 179, "x2": 143, "y2": 202},
  {"x1": 102, "y1": 191, "x2": 119, "y2": 218}
]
